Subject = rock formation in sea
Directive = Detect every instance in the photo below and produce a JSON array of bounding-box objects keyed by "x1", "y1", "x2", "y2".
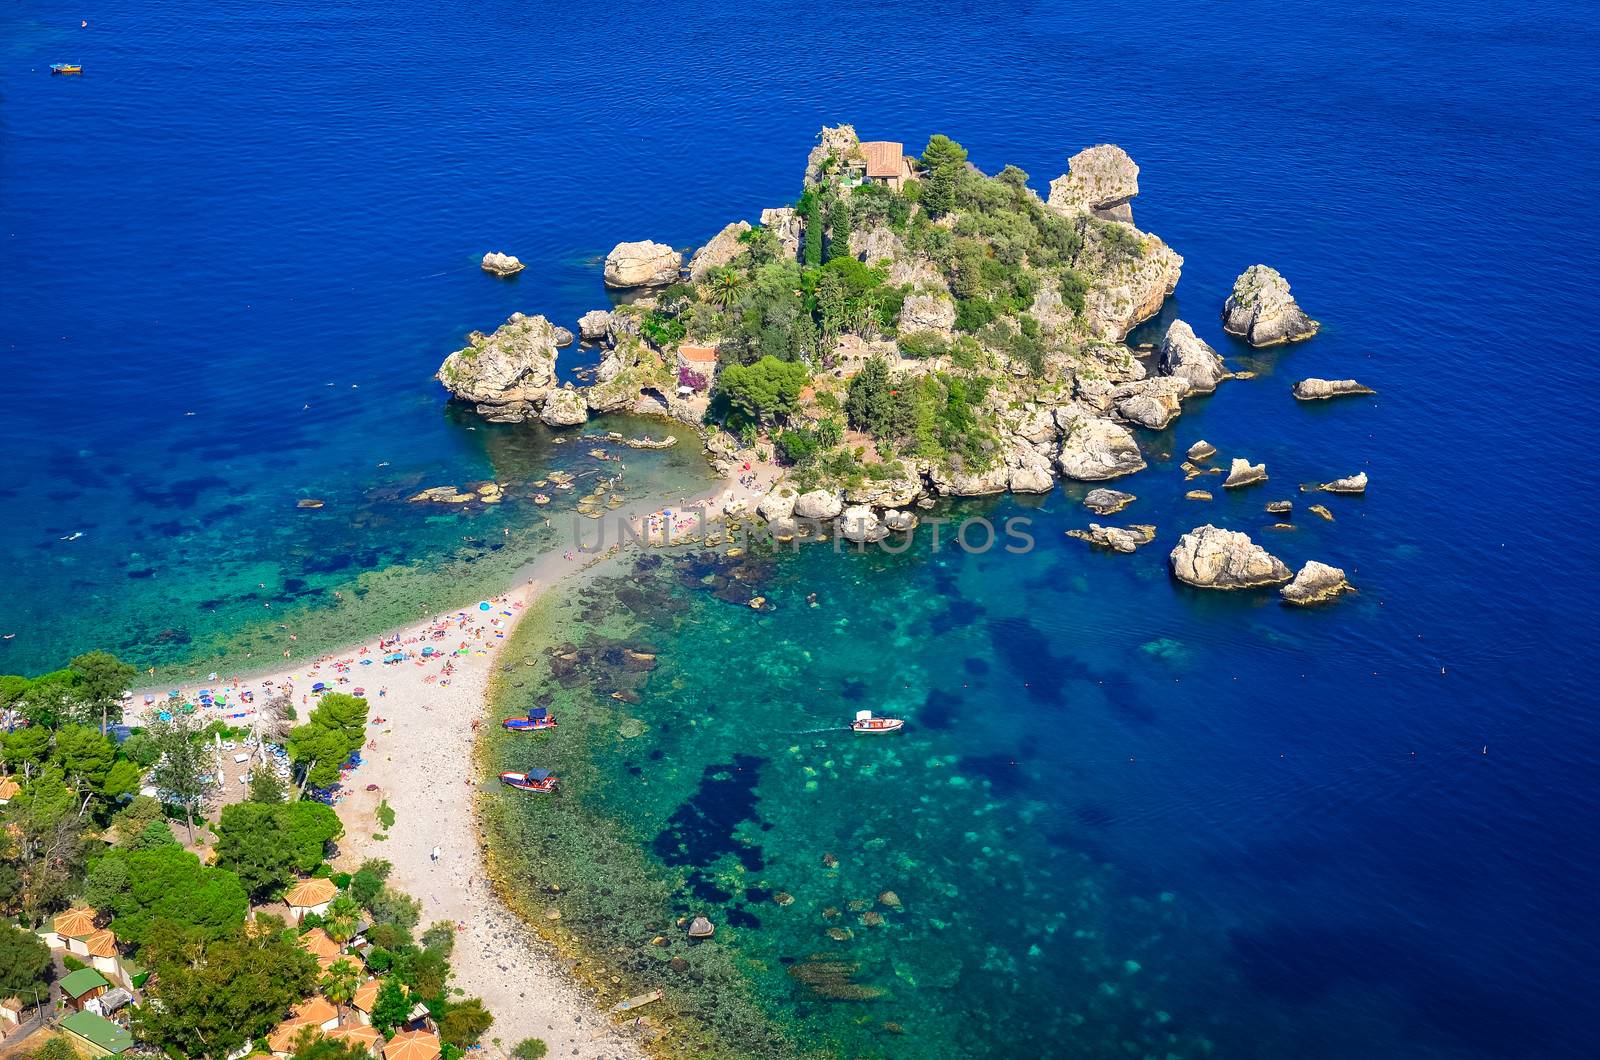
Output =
[
  {"x1": 1318, "y1": 472, "x2": 1368, "y2": 495},
  {"x1": 578, "y1": 309, "x2": 613, "y2": 343},
  {"x1": 1293, "y1": 377, "x2": 1374, "y2": 400},
  {"x1": 436, "y1": 312, "x2": 560, "y2": 423},
  {"x1": 1222, "y1": 265, "x2": 1319, "y2": 346},
  {"x1": 1083, "y1": 488, "x2": 1136, "y2": 515},
  {"x1": 1157, "y1": 321, "x2": 1230, "y2": 393},
  {"x1": 1169, "y1": 525, "x2": 1292, "y2": 589},
  {"x1": 1281, "y1": 560, "x2": 1352, "y2": 605},
  {"x1": 1222, "y1": 458, "x2": 1268, "y2": 489},
  {"x1": 480, "y1": 251, "x2": 524, "y2": 276},
  {"x1": 1186, "y1": 440, "x2": 1217, "y2": 462},
  {"x1": 539, "y1": 387, "x2": 589, "y2": 428},
  {"x1": 603, "y1": 240, "x2": 682, "y2": 288},
  {"x1": 1056, "y1": 409, "x2": 1147, "y2": 481},
  {"x1": 1068, "y1": 522, "x2": 1156, "y2": 553}
]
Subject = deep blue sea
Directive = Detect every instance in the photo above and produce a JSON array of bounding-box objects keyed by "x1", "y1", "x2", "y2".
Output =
[{"x1": 5, "y1": 0, "x2": 1598, "y2": 1056}]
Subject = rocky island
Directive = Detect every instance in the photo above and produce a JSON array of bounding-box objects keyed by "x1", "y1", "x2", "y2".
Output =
[{"x1": 435, "y1": 125, "x2": 1360, "y2": 603}]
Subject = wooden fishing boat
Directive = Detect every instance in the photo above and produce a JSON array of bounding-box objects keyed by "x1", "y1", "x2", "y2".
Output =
[
  {"x1": 851, "y1": 709, "x2": 904, "y2": 734},
  {"x1": 502, "y1": 707, "x2": 556, "y2": 732},
  {"x1": 50, "y1": 64, "x2": 83, "y2": 75},
  {"x1": 500, "y1": 768, "x2": 558, "y2": 793}
]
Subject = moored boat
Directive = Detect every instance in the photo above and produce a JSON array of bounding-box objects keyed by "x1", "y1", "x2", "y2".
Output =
[
  {"x1": 851, "y1": 709, "x2": 904, "y2": 734},
  {"x1": 500, "y1": 768, "x2": 558, "y2": 793},
  {"x1": 50, "y1": 63, "x2": 83, "y2": 75},
  {"x1": 502, "y1": 706, "x2": 556, "y2": 732}
]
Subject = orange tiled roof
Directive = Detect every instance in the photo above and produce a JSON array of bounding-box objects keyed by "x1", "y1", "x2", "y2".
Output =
[
  {"x1": 859, "y1": 141, "x2": 906, "y2": 179},
  {"x1": 0, "y1": 777, "x2": 20, "y2": 800},
  {"x1": 298, "y1": 928, "x2": 341, "y2": 959},
  {"x1": 83, "y1": 928, "x2": 118, "y2": 959},
  {"x1": 267, "y1": 1017, "x2": 319, "y2": 1054},
  {"x1": 352, "y1": 978, "x2": 383, "y2": 1012},
  {"x1": 291, "y1": 997, "x2": 338, "y2": 1026},
  {"x1": 331, "y1": 1023, "x2": 383, "y2": 1051},
  {"x1": 383, "y1": 1030, "x2": 441, "y2": 1060},
  {"x1": 285, "y1": 877, "x2": 339, "y2": 908},
  {"x1": 678, "y1": 344, "x2": 719, "y2": 364},
  {"x1": 53, "y1": 907, "x2": 98, "y2": 939}
]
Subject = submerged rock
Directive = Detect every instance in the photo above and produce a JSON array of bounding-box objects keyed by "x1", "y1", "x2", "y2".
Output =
[
  {"x1": 687, "y1": 916, "x2": 715, "y2": 939},
  {"x1": 1169, "y1": 525, "x2": 1291, "y2": 589},
  {"x1": 1281, "y1": 560, "x2": 1352, "y2": 605},
  {"x1": 1319, "y1": 472, "x2": 1368, "y2": 495},
  {"x1": 1222, "y1": 265, "x2": 1319, "y2": 346},
  {"x1": 1083, "y1": 488, "x2": 1136, "y2": 515},
  {"x1": 1309, "y1": 503, "x2": 1335, "y2": 521},
  {"x1": 1223, "y1": 458, "x2": 1268, "y2": 489},
  {"x1": 1293, "y1": 377, "x2": 1375, "y2": 401},
  {"x1": 1056, "y1": 409, "x2": 1146, "y2": 480},
  {"x1": 603, "y1": 240, "x2": 682, "y2": 288},
  {"x1": 480, "y1": 251, "x2": 524, "y2": 276},
  {"x1": 1157, "y1": 320, "x2": 1230, "y2": 393}
]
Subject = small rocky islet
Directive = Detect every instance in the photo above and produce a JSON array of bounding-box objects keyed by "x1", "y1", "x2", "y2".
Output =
[{"x1": 436, "y1": 123, "x2": 1363, "y2": 605}]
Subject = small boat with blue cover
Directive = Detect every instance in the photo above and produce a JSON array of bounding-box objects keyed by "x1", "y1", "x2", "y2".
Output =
[
  {"x1": 502, "y1": 706, "x2": 556, "y2": 732},
  {"x1": 500, "y1": 768, "x2": 558, "y2": 793}
]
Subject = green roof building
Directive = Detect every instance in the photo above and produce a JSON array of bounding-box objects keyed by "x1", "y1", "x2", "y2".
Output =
[
  {"x1": 59, "y1": 1010, "x2": 133, "y2": 1056},
  {"x1": 59, "y1": 967, "x2": 110, "y2": 1001}
]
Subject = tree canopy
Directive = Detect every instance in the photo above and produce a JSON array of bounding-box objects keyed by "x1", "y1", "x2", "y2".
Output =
[
  {"x1": 0, "y1": 921, "x2": 53, "y2": 998},
  {"x1": 716, "y1": 356, "x2": 810, "y2": 426},
  {"x1": 288, "y1": 693, "x2": 370, "y2": 792},
  {"x1": 132, "y1": 916, "x2": 316, "y2": 1058},
  {"x1": 215, "y1": 799, "x2": 341, "y2": 899},
  {"x1": 84, "y1": 843, "x2": 247, "y2": 947}
]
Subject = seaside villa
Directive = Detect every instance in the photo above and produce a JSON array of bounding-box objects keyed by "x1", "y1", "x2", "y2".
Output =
[
  {"x1": 676, "y1": 343, "x2": 719, "y2": 394},
  {"x1": 0, "y1": 776, "x2": 20, "y2": 804},
  {"x1": 351, "y1": 978, "x2": 384, "y2": 1025},
  {"x1": 59, "y1": 968, "x2": 111, "y2": 1012},
  {"x1": 840, "y1": 141, "x2": 916, "y2": 192},
  {"x1": 329, "y1": 1022, "x2": 384, "y2": 1055},
  {"x1": 267, "y1": 997, "x2": 341, "y2": 1056},
  {"x1": 382, "y1": 1028, "x2": 441, "y2": 1060}
]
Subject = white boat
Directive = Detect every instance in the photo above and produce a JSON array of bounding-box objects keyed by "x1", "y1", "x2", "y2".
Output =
[{"x1": 851, "y1": 709, "x2": 904, "y2": 734}]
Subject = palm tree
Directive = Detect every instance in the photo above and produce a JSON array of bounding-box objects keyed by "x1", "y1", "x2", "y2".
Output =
[
  {"x1": 321, "y1": 957, "x2": 362, "y2": 1021},
  {"x1": 709, "y1": 270, "x2": 744, "y2": 310},
  {"x1": 323, "y1": 895, "x2": 361, "y2": 943}
]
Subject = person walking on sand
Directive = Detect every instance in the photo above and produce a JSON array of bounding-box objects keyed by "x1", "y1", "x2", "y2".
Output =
[{"x1": 431, "y1": 846, "x2": 440, "y2": 865}]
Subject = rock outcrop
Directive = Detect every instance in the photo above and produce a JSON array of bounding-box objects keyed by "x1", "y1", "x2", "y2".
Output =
[
  {"x1": 1187, "y1": 440, "x2": 1217, "y2": 462},
  {"x1": 1293, "y1": 378, "x2": 1375, "y2": 401},
  {"x1": 578, "y1": 310, "x2": 614, "y2": 343},
  {"x1": 1222, "y1": 458, "x2": 1268, "y2": 489},
  {"x1": 539, "y1": 388, "x2": 588, "y2": 427},
  {"x1": 436, "y1": 313, "x2": 560, "y2": 419},
  {"x1": 793, "y1": 489, "x2": 844, "y2": 521},
  {"x1": 603, "y1": 241, "x2": 682, "y2": 289},
  {"x1": 760, "y1": 207, "x2": 802, "y2": 262},
  {"x1": 929, "y1": 460, "x2": 1010, "y2": 497},
  {"x1": 1281, "y1": 561, "x2": 1352, "y2": 605},
  {"x1": 1079, "y1": 227, "x2": 1184, "y2": 342},
  {"x1": 688, "y1": 221, "x2": 752, "y2": 283},
  {"x1": 804, "y1": 125, "x2": 860, "y2": 188},
  {"x1": 838, "y1": 504, "x2": 888, "y2": 544},
  {"x1": 1004, "y1": 440, "x2": 1056, "y2": 494},
  {"x1": 1056, "y1": 409, "x2": 1146, "y2": 480},
  {"x1": 899, "y1": 292, "x2": 957, "y2": 337},
  {"x1": 1157, "y1": 321, "x2": 1230, "y2": 394},
  {"x1": 1222, "y1": 265, "x2": 1319, "y2": 347},
  {"x1": 481, "y1": 251, "x2": 523, "y2": 277},
  {"x1": 1069, "y1": 522, "x2": 1156, "y2": 553},
  {"x1": 1112, "y1": 377, "x2": 1190, "y2": 430},
  {"x1": 1170, "y1": 525, "x2": 1292, "y2": 589},
  {"x1": 1047, "y1": 145, "x2": 1140, "y2": 223},
  {"x1": 1318, "y1": 472, "x2": 1367, "y2": 495},
  {"x1": 757, "y1": 487, "x2": 799, "y2": 524},
  {"x1": 1083, "y1": 488, "x2": 1135, "y2": 515}
]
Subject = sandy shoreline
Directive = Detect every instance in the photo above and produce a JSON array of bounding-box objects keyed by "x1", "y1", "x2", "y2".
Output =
[{"x1": 122, "y1": 456, "x2": 782, "y2": 1059}]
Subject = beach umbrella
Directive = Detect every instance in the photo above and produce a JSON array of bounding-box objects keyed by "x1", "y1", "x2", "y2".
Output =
[{"x1": 479, "y1": 601, "x2": 491, "y2": 611}]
